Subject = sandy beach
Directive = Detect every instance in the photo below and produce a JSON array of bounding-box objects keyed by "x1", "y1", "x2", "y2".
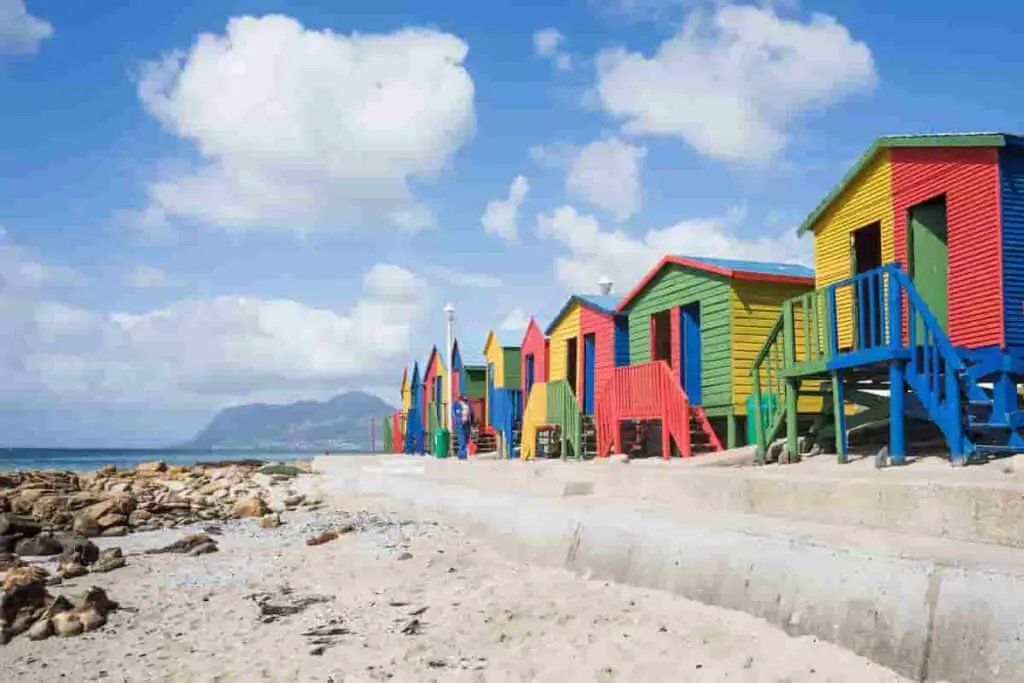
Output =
[{"x1": 0, "y1": 477, "x2": 911, "y2": 683}]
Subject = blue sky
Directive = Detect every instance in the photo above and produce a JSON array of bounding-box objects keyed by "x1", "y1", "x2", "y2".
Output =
[{"x1": 1, "y1": 0, "x2": 1022, "y2": 447}]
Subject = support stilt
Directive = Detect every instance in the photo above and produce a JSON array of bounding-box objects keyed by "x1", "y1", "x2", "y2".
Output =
[
  {"x1": 831, "y1": 372, "x2": 848, "y2": 464},
  {"x1": 889, "y1": 360, "x2": 906, "y2": 466}
]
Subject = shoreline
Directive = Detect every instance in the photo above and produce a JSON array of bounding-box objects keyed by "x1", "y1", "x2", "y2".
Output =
[{"x1": 1, "y1": 476, "x2": 910, "y2": 682}]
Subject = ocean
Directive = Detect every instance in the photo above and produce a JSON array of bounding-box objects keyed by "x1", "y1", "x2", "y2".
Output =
[{"x1": 0, "y1": 448, "x2": 361, "y2": 473}]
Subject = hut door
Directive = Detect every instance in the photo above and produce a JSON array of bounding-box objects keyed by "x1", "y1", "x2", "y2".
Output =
[
  {"x1": 566, "y1": 338, "x2": 579, "y2": 397},
  {"x1": 583, "y1": 334, "x2": 596, "y2": 414},
  {"x1": 525, "y1": 354, "x2": 535, "y2": 399},
  {"x1": 679, "y1": 303, "x2": 702, "y2": 404},
  {"x1": 651, "y1": 310, "x2": 672, "y2": 364},
  {"x1": 850, "y1": 222, "x2": 883, "y2": 349},
  {"x1": 909, "y1": 196, "x2": 949, "y2": 335},
  {"x1": 486, "y1": 362, "x2": 495, "y2": 426}
]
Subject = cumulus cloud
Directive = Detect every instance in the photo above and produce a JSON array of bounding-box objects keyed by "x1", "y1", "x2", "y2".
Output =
[
  {"x1": 499, "y1": 307, "x2": 530, "y2": 332},
  {"x1": 426, "y1": 266, "x2": 503, "y2": 289},
  {"x1": 536, "y1": 204, "x2": 811, "y2": 292},
  {"x1": 133, "y1": 15, "x2": 475, "y2": 234},
  {"x1": 533, "y1": 27, "x2": 572, "y2": 71},
  {"x1": 125, "y1": 264, "x2": 171, "y2": 289},
  {"x1": 0, "y1": 233, "x2": 81, "y2": 290},
  {"x1": 594, "y1": 4, "x2": 875, "y2": 164},
  {"x1": 0, "y1": 0, "x2": 52, "y2": 55},
  {"x1": 482, "y1": 175, "x2": 530, "y2": 243},
  {"x1": 0, "y1": 251, "x2": 431, "y2": 409},
  {"x1": 567, "y1": 138, "x2": 646, "y2": 221}
]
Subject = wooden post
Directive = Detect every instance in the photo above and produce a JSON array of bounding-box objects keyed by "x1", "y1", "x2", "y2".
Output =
[
  {"x1": 831, "y1": 373, "x2": 847, "y2": 464},
  {"x1": 370, "y1": 417, "x2": 376, "y2": 453},
  {"x1": 782, "y1": 302, "x2": 799, "y2": 463}
]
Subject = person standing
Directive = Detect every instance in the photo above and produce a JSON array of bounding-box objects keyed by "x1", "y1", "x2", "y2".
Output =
[{"x1": 454, "y1": 395, "x2": 473, "y2": 460}]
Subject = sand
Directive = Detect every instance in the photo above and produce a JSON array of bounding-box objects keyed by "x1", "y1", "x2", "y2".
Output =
[{"x1": 0, "y1": 494, "x2": 911, "y2": 683}]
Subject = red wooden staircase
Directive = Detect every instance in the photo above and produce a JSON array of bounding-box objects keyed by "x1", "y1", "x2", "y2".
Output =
[{"x1": 595, "y1": 361, "x2": 722, "y2": 458}]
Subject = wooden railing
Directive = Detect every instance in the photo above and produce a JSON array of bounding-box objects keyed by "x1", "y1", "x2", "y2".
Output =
[{"x1": 594, "y1": 361, "x2": 691, "y2": 458}]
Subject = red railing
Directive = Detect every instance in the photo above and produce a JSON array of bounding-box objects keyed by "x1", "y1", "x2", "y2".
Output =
[
  {"x1": 391, "y1": 412, "x2": 404, "y2": 453},
  {"x1": 595, "y1": 361, "x2": 691, "y2": 459}
]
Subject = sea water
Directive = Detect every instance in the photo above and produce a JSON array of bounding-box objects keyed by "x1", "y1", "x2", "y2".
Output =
[{"x1": 0, "y1": 448, "x2": 358, "y2": 473}]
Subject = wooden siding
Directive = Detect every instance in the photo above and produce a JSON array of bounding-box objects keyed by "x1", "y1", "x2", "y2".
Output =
[
  {"x1": 892, "y1": 147, "x2": 1003, "y2": 349},
  {"x1": 812, "y1": 150, "x2": 895, "y2": 348},
  {"x1": 422, "y1": 350, "x2": 445, "y2": 431},
  {"x1": 483, "y1": 331, "x2": 504, "y2": 388},
  {"x1": 502, "y1": 347, "x2": 522, "y2": 388},
  {"x1": 519, "y1": 382, "x2": 548, "y2": 460},
  {"x1": 626, "y1": 264, "x2": 732, "y2": 411},
  {"x1": 548, "y1": 301, "x2": 581, "y2": 384},
  {"x1": 520, "y1": 319, "x2": 548, "y2": 399},
  {"x1": 1001, "y1": 147, "x2": 1024, "y2": 352},
  {"x1": 580, "y1": 304, "x2": 616, "y2": 409},
  {"x1": 462, "y1": 367, "x2": 486, "y2": 399},
  {"x1": 729, "y1": 279, "x2": 820, "y2": 415}
]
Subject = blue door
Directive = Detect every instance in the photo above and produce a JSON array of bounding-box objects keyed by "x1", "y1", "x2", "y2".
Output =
[
  {"x1": 525, "y1": 354, "x2": 535, "y2": 399},
  {"x1": 583, "y1": 333, "x2": 596, "y2": 414},
  {"x1": 680, "y1": 304, "x2": 702, "y2": 404},
  {"x1": 435, "y1": 378, "x2": 442, "y2": 422}
]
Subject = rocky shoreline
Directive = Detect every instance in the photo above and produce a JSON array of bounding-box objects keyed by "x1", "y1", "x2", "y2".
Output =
[{"x1": 0, "y1": 458, "x2": 325, "y2": 645}]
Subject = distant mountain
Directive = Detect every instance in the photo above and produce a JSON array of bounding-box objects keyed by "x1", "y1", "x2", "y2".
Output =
[{"x1": 182, "y1": 391, "x2": 395, "y2": 452}]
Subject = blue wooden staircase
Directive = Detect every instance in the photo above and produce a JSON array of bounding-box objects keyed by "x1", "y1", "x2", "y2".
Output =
[{"x1": 749, "y1": 263, "x2": 1024, "y2": 466}]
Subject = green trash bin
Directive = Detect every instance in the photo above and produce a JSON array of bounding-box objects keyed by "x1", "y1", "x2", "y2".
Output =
[
  {"x1": 433, "y1": 428, "x2": 450, "y2": 459},
  {"x1": 746, "y1": 393, "x2": 779, "y2": 445}
]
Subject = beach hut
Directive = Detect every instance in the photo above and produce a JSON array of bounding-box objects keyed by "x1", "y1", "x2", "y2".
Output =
[
  {"x1": 542, "y1": 286, "x2": 630, "y2": 459},
  {"x1": 421, "y1": 346, "x2": 446, "y2": 454},
  {"x1": 519, "y1": 317, "x2": 549, "y2": 460},
  {"x1": 750, "y1": 132, "x2": 1024, "y2": 467},
  {"x1": 608, "y1": 255, "x2": 815, "y2": 458},
  {"x1": 404, "y1": 361, "x2": 426, "y2": 454},
  {"x1": 482, "y1": 330, "x2": 523, "y2": 457},
  {"x1": 450, "y1": 338, "x2": 489, "y2": 453}
]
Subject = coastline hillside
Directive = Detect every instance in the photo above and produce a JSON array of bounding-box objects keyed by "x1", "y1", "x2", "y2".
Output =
[{"x1": 181, "y1": 392, "x2": 394, "y2": 452}]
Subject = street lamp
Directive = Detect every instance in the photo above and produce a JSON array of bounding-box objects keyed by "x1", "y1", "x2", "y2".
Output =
[{"x1": 444, "y1": 302, "x2": 455, "y2": 433}]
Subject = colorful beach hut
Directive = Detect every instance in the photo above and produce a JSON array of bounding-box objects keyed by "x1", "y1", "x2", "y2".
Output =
[
  {"x1": 519, "y1": 317, "x2": 550, "y2": 459},
  {"x1": 451, "y1": 338, "x2": 490, "y2": 453},
  {"x1": 403, "y1": 360, "x2": 425, "y2": 454},
  {"x1": 482, "y1": 330, "x2": 522, "y2": 457},
  {"x1": 607, "y1": 255, "x2": 815, "y2": 458},
  {"x1": 421, "y1": 346, "x2": 446, "y2": 453},
  {"x1": 751, "y1": 132, "x2": 1024, "y2": 466},
  {"x1": 542, "y1": 291, "x2": 629, "y2": 459}
]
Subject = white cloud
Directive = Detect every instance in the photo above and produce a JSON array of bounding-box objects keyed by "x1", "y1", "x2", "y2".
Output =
[
  {"x1": 530, "y1": 142, "x2": 575, "y2": 169},
  {"x1": 0, "y1": 235, "x2": 81, "y2": 290},
  {"x1": 113, "y1": 205, "x2": 176, "y2": 243},
  {"x1": 426, "y1": 266, "x2": 503, "y2": 289},
  {"x1": 482, "y1": 175, "x2": 530, "y2": 243},
  {"x1": 499, "y1": 307, "x2": 530, "y2": 332},
  {"x1": 567, "y1": 138, "x2": 647, "y2": 221},
  {"x1": 126, "y1": 264, "x2": 171, "y2": 289},
  {"x1": 594, "y1": 4, "x2": 875, "y2": 164},
  {"x1": 536, "y1": 204, "x2": 811, "y2": 292},
  {"x1": 0, "y1": 262, "x2": 432, "y2": 409},
  {"x1": 133, "y1": 15, "x2": 475, "y2": 234},
  {"x1": 533, "y1": 27, "x2": 572, "y2": 71},
  {"x1": 0, "y1": 0, "x2": 52, "y2": 55}
]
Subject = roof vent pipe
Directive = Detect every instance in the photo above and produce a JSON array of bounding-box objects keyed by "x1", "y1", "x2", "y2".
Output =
[{"x1": 597, "y1": 276, "x2": 613, "y2": 296}]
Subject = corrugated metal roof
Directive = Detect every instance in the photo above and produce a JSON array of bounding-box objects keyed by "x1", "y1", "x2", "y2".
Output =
[
  {"x1": 677, "y1": 255, "x2": 814, "y2": 279},
  {"x1": 577, "y1": 294, "x2": 623, "y2": 315}
]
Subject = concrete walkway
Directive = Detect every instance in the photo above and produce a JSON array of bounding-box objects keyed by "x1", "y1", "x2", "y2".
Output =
[{"x1": 313, "y1": 453, "x2": 1024, "y2": 683}]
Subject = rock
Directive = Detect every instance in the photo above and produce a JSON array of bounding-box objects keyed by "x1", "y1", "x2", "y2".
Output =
[
  {"x1": 27, "y1": 617, "x2": 53, "y2": 641},
  {"x1": 96, "y1": 464, "x2": 117, "y2": 475},
  {"x1": 72, "y1": 514, "x2": 102, "y2": 538},
  {"x1": 128, "y1": 509, "x2": 152, "y2": 526},
  {"x1": 100, "y1": 525, "x2": 128, "y2": 537},
  {"x1": 11, "y1": 489, "x2": 51, "y2": 515},
  {"x1": 57, "y1": 535, "x2": 99, "y2": 565},
  {"x1": 0, "y1": 513, "x2": 42, "y2": 538},
  {"x1": 79, "y1": 586, "x2": 119, "y2": 615},
  {"x1": 30, "y1": 495, "x2": 71, "y2": 523},
  {"x1": 66, "y1": 491, "x2": 103, "y2": 510},
  {"x1": 146, "y1": 533, "x2": 216, "y2": 555},
  {"x1": 84, "y1": 495, "x2": 136, "y2": 521},
  {"x1": 136, "y1": 460, "x2": 167, "y2": 474},
  {"x1": 14, "y1": 534, "x2": 64, "y2": 557},
  {"x1": 306, "y1": 530, "x2": 339, "y2": 547},
  {"x1": 0, "y1": 581, "x2": 48, "y2": 627},
  {"x1": 259, "y1": 513, "x2": 281, "y2": 529},
  {"x1": 107, "y1": 482, "x2": 132, "y2": 494},
  {"x1": 0, "y1": 551, "x2": 24, "y2": 571},
  {"x1": 0, "y1": 534, "x2": 21, "y2": 553},
  {"x1": 397, "y1": 552, "x2": 413, "y2": 561},
  {"x1": 2, "y1": 565, "x2": 50, "y2": 592},
  {"x1": 188, "y1": 542, "x2": 218, "y2": 556},
  {"x1": 231, "y1": 496, "x2": 268, "y2": 519},
  {"x1": 57, "y1": 559, "x2": 87, "y2": 579},
  {"x1": 283, "y1": 494, "x2": 305, "y2": 507},
  {"x1": 52, "y1": 611, "x2": 83, "y2": 637},
  {"x1": 91, "y1": 548, "x2": 126, "y2": 573}
]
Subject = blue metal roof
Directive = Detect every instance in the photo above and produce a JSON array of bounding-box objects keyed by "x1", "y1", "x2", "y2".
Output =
[
  {"x1": 676, "y1": 255, "x2": 814, "y2": 279},
  {"x1": 545, "y1": 294, "x2": 623, "y2": 335},
  {"x1": 577, "y1": 294, "x2": 622, "y2": 316}
]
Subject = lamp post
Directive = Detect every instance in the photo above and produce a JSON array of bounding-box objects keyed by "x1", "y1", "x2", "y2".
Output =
[{"x1": 444, "y1": 302, "x2": 455, "y2": 434}]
